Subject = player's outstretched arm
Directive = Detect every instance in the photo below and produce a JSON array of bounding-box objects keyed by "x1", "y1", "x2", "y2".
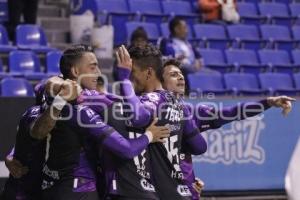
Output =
[
  {"x1": 115, "y1": 45, "x2": 153, "y2": 127},
  {"x1": 30, "y1": 79, "x2": 82, "y2": 139},
  {"x1": 77, "y1": 107, "x2": 170, "y2": 159},
  {"x1": 193, "y1": 96, "x2": 295, "y2": 131}
]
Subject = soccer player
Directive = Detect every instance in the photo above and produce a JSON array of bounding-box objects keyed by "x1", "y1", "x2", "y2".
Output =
[
  {"x1": 29, "y1": 45, "x2": 169, "y2": 200},
  {"x1": 115, "y1": 44, "x2": 207, "y2": 200},
  {"x1": 160, "y1": 58, "x2": 295, "y2": 200},
  {"x1": 1, "y1": 79, "x2": 80, "y2": 200}
]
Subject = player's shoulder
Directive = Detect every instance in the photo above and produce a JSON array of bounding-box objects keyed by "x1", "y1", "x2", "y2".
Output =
[
  {"x1": 23, "y1": 105, "x2": 41, "y2": 118},
  {"x1": 140, "y1": 90, "x2": 175, "y2": 103}
]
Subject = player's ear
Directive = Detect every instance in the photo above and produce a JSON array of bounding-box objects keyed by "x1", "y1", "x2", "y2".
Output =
[
  {"x1": 146, "y1": 68, "x2": 152, "y2": 80},
  {"x1": 70, "y1": 66, "x2": 79, "y2": 78}
]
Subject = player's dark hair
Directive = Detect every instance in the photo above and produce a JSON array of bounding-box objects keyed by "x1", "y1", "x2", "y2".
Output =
[
  {"x1": 128, "y1": 43, "x2": 163, "y2": 80},
  {"x1": 130, "y1": 27, "x2": 148, "y2": 44},
  {"x1": 160, "y1": 59, "x2": 182, "y2": 83},
  {"x1": 60, "y1": 44, "x2": 94, "y2": 79},
  {"x1": 169, "y1": 17, "x2": 183, "y2": 37}
]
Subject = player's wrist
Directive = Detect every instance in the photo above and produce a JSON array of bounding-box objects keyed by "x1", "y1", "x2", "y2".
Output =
[
  {"x1": 145, "y1": 130, "x2": 153, "y2": 143},
  {"x1": 52, "y1": 95, "x2": 67, "y2": 111},
  {"x1": 266, "y1": 97, "x2": 274, "y2": 107}
]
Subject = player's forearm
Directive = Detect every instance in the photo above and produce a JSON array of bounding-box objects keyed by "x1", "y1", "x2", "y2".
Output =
[
  {"x1": 30, "y1": 107, "x2": 61, "y2": 140},
  {"x1": 213, "y1": 99, "x2": 271, "y2": 127},
  {"x1": 102, "y1": 132, "x2": 150, "y2": 159},
  {"x1": 184, "y1": 130, "x2": 207, "y2": 155},
  {"x1": 117, "y1": 67, "x2": 152, "y2": 127}
]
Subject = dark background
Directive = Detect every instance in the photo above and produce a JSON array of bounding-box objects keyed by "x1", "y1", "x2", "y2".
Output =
[{"x1": 0, "y1": 97, "x2": 35, "y2": 188}]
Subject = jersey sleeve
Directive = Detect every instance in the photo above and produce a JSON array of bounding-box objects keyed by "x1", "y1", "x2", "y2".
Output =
[
  {"x1": 194, "y1": 99, "x2": 271, "y2": 131},
  {"x1": 74, "y1": 105, "x2": 150, "y2": 159},
  {"x1": 182, "y1": 106, "x2": 207, "y2": 155},
  {"x1": 116, "y1": 67, "x2": 152, "y2": 128}
]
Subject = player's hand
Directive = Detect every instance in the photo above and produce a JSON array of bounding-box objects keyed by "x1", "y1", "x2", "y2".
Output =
[
  {"x1": 267, "y1": 96, "x2": 296, "y2": 116},
  {"x1": 146, "y1": 118, "x2": 170, "y2": 143},
  {"x1": 192, "y1": 177, "x2": 204, "y2": 194},
  {"x1": 116, "y1": 45, "x2": 132, "y2": 71},
  {"x1": 58, "y1": 79, "x2": 82, "y2": 102},
  {"x1": 5, "y1": 156, "x2": 28, "y2": 178}
]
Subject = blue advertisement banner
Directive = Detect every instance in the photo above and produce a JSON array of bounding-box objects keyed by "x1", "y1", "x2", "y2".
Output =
[{"x1": 187, "y1": 98, "x2": 300, "y2": 191}]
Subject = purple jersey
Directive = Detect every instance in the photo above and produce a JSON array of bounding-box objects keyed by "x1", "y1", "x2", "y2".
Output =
[
  {"x1": 117, "y1": 67, "x2": 207, "y2": 200},
  {"x1": 3, "y1": 106, "x2": 45, "y2": 200},
  {"x1": 78, "y1": 89, "x2": 158, "y2": 199}
]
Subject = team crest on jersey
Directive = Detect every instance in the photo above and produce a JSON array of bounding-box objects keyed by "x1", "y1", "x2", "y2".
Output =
[
  {"x1": 177, "y1": 185, "x2": 192, "y2": 197},
  {"x1": 146, "y1": 93, "x2": 160, "y2": 103},
  {"x1": 140, "y1": 178, "x2": 155, "y2": 192}
]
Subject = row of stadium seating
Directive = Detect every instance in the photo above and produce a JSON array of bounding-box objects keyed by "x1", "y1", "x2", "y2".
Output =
[
  {"x1": 188, "y1": 73, "x2": 300, "y2": 96},
  {"x1": 0, "y1": 50, "x2": 61, "y2": 80},
  {"x1": 128, "y1": 22, "x2": 300, "y2": 50},
  {"x1": 1, "y1": 72, "x2": 300, "y2": 97},
  {"x1": 2, "y1": 48, "x2": 300, "y2": 80},
  {"x1": 199, "y1": 48, "x2": 300, "y2": 74},
  {"x1": 80, "y1": 0, "x2": 300, "y2": 44},
  {"x1": 0, "y1": 24, "x2": 53, "y2": 53}
]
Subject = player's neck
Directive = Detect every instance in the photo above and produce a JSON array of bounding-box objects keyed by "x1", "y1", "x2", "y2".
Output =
[{"x1": 144, "y1": 79, "x2": 163, "y2": 93}]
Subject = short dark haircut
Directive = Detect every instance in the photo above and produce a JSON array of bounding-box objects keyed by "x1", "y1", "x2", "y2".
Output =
[
  {"x1": 130, "y1": 27, "x2": 148, "y2": 44},
  {"x1": 60, "y1": 44, "x2": 94, "y2": 79},
  {"x1": 128, "y1": 43, "x2": 163, "y2": 80},
  {"x1": 169, "y1": 17, "x2": 183, "y2": 37},
  {"x1": 160, "y1": 59, "x2": 182, "y2": 83}
]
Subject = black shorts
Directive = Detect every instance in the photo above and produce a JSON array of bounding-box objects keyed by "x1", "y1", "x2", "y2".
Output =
[
  {"x1": 1, "y1": 180, "x2": 41, "y2": 200},
  {"x1": 42, "y1": 180, "x2": 99, "y2": 200}
]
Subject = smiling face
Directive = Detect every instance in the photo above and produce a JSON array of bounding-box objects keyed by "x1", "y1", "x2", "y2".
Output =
[
  {"x1": 73, "y1": 52, "x2": 100, "y2": 90},
  {"x1": 162, "y1": 64, "x2": 185, "y2": 95}
]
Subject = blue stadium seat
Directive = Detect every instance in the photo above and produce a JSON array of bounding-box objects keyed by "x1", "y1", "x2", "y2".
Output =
[
  {"x1": 225, "y1": 49, "x2": 268, "y2": 74},
  {"x1": 237, "y1": 2, "x2": 266, "y2": 25},
  {"x1": 9, "y1": 51, "x2": 46, "y2": 80},
  {"x1": 258, "y1": 2, "x2": 293, "y2": 26},
  {"x1": 224, "y1": 73, "x2": 267, "y2": 96},
  {"x1": 293, "y1": 73, "x2": 300, "y2": 90},
  {"x1": 259, "y1": 73, "x2": 299, "y2": 95},
  {"x1": 273, "y1": 0, "x2": 293, "y2": 5},
  {"x1": 160, "y1": 22, "x2": 194, "y2": 41},
  {"x1": 128, "y1": 0, "x2": 167, "y2": 25},
  {"x1": 260, "y1": 25, "x2": 297, "y2": 51},
  {"x1": 0, "y1": 24, "x2": 17, "y2": 53},
  {"x1": 0, "y1": 0, "x2": 8, "y2": 22},
  {"x1": 199, "y1": 49, "x2": 233, "y2": 73},
  {"x1": 0, "y1": 57, "x2": 9, "y2": 79},
  {"x1": 292, "y1": 49, "x2": 300, "y2": 65},
  {"x1": 16, "y1": 25, "x2": 54, "y2": 53},
  {"x1": 126, "y1": 22, "x2": 160, "y2": 44},
  {"x1": 227, "y1": 24, "x2": 264, "y2": 50},
  {"x1": 290, "y1": 3, "x2": 300, "y2": 18},
  {"x1": 97, "y1": 0, "x2": 134, "y2": 45},
  {"x1": 291, "y1": 26, "x2": 300, "y2": 43},
  {"x1": 161, "y1": 1, "x2": 199, "y2": 25},
  {"x1": 47, "y1": 51, "x2": 62, "y2": 76},
  {"x1": 258, "y1": 49, "x2": 299, "y2": 74},
  {"x1": 193, "y1": 24, "x2": 228, "y2": 49},
  {"x1": 187, "y1": 73, "x2": 232, "y2": 95},
  {"x1": 1, "y1": 77, "x2": 34, "y2": 97}
]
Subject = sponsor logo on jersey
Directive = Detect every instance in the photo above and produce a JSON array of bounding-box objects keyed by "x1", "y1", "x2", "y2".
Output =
[
  {"x1": 177, "y1": 185, "x2": 192, "y2": 197},
  {"x1": 140, "y1": 178, "x2": 155, "y2": 192}
]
